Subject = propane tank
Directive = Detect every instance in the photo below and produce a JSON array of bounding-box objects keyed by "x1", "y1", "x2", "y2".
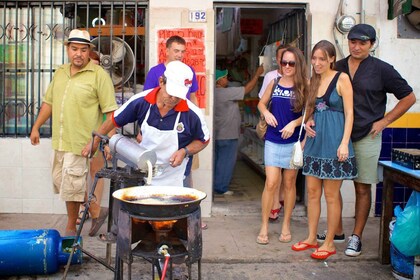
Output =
[{"x1": 0, "y1": 229, "x2": 82, "y2": 276}]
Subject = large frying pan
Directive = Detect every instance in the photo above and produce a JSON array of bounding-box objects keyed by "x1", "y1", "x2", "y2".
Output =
[{"x1": 112, "y1": 186, "x2": 207, "y2": 218}]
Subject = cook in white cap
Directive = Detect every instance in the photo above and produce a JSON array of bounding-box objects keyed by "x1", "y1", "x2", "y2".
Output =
[{"x1": 84, "y1": 60, "x2": 210, "y2": 187}]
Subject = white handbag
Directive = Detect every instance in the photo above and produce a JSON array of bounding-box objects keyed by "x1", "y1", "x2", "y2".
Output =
[
  {"x1": 290, "y1": 109, "x2": 306, "y2": 169},
  {"x1": 291, "y1": 141, "x2": 303, "y2": 168}
]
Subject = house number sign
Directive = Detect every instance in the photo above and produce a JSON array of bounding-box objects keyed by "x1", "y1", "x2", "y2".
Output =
[{"x1": 189, "y1": 10, "x2": 206, "y2": 23}]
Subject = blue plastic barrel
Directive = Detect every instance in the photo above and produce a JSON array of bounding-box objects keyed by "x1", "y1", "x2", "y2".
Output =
[{"x1": 0, "y1": 229, "x2": 82, "y2": 276}]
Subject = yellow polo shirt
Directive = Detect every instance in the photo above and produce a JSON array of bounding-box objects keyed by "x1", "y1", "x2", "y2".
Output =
[{"x1": 43, "y1": 61, "x2": 118, "y2": 155}]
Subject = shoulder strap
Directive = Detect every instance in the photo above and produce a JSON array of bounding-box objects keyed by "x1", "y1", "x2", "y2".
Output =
[
  {"x1": 270, "y1": 76, "x2": 280, "y2": 98},
  {"x1": 271, "y1": 76, "x2": 280, "y2": 94},
  {"x1": 267, "y1": 76, "x2": 280, "y2": 111},
  {"x1": 322, "y1": 72, "x2": 341, "y2": 105},
  {"x1": 298, "y1": 108, "x2": 306, "y2": 140}
]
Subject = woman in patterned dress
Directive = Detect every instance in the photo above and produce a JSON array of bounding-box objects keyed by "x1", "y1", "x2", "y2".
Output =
[{"x1": 291, "y1": 40, "x2": 357, "y2": 259}]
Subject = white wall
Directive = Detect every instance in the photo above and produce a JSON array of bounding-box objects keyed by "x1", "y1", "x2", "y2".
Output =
[
  {"x1": 0, "y1": 138, "x2": 111, "y2": 214},
  {"x1": 0, "y1": 138, "x2": 63, "y2": 213}
]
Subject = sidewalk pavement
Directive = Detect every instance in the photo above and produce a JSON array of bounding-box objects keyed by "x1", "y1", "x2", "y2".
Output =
[{"x1": 0, "y1": 213, "x2": 396, "y2": 280}]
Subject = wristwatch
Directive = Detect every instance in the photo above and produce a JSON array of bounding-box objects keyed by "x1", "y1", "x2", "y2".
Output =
[{"x1": 183, "y1": 146, "x2": 190, "y2": 158}]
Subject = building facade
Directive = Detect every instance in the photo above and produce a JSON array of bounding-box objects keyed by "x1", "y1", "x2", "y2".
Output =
[{"x1": 0, "y1": 0, "x2": 419, "y2": 217}]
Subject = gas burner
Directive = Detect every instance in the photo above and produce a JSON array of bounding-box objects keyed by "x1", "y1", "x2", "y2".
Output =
[
  {"x1": 115, "y1": 209, "x2": 203, "y2": 279},
  {"x1": 149, "y1": 220, "x2": 178, "y2": 243}
]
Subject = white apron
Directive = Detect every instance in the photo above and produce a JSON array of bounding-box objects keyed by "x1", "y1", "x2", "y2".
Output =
[{"x1": 138, "y1": 105, "x2": 188, "y2": 187}]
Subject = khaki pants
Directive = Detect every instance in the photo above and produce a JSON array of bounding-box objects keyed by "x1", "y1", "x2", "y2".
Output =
[{"x1": 52, "y1": 151, "x2": 88, "y2": 202}]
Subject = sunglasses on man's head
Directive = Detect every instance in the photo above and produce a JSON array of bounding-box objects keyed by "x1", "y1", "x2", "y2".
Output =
[{"x1": 280, "y1": 60, "x2": 296, "y2": 67}]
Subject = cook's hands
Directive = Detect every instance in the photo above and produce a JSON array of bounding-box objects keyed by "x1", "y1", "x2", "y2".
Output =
[
  {"x1": 103, "y1": 145, "x2": 113, "y2": 161},
  {"x1": 263, "y1": 111, "x2": 278, "y2": 128},
  {"x1": 169, "y1": 149, "x2": 187, "y2": 167},
  {"x1": 81, "y1": 141, "x2": 112, "y2": 160},
  {"x1": 305, "y1": 119, "x2": 316, "y2": 138},
  {"x1": 370, "y1": 119, "x2": 387, "y2": 139},
  {"x1": 337, "y1": 144, "x2": 349, "y2": 162},
  {"x1": 30, "y1": 128, "x2": 40, "y2": 145},
  {"x1": 136, "y1": 132, "x2": 142, "y2": 143},
  {"x1": 279, "y1": 121, "x2": 296, "y2": 139}
]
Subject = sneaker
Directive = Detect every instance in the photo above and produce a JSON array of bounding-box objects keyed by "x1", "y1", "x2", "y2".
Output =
[
  {"x1": 345, "y1": 234, "x2": 362, "y2": 257},
  {"x1": 223, "y1": 190, "x2": 234, "y2": 196},
  {"x1": 316, "y1": 230, "x2": 345, "y2": 243}
]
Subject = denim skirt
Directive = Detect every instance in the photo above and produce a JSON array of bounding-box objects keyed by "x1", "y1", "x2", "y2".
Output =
[{"x1": 264, "y1": 140, "x2": 294, "y2": 169}]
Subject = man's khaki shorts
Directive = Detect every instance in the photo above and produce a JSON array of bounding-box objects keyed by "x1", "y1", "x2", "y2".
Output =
[
  {"x1": 353, "y1": 132, "x2": 382, "y2": 185},
  {"x1": 52, "y1": 151, "x2": 88, "y2": 202}
]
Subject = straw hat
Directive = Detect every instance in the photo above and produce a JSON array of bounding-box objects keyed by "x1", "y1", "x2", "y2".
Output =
[{"x1": 64, "y1": 29, "x2": 95, "y2": 48}]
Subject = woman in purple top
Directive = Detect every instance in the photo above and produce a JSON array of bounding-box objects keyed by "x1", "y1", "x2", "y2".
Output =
[{"x1": 256, "y1": 47, "x2": 308, "y2": 245}]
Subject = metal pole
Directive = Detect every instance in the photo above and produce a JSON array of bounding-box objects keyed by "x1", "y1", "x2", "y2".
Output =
[{"x1": 361, "y1": 0, "x2": 365, "y2": 24}]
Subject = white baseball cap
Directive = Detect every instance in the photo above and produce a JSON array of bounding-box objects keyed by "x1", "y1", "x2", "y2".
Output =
[{"x1": 163, "y1": 61, "x2": 193, "y2": 100}]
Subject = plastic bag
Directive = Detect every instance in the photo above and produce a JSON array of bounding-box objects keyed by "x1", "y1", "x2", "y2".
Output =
[{"x1": 390, "y1": 190, "x2": 420, "y2": 256}]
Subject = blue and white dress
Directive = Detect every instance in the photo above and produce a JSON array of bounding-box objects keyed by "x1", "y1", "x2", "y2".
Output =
[{"x1": 303, "y1": 72, "x2": 357, "y2": 179}]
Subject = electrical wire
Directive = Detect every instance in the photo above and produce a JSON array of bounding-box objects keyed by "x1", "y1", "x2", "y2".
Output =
[
  {"x1": 258, "y1": 29, "x2": 271, "y2": 56},
  {"x1": 333, "y1": 0, "x2": 345, "y2": 59},
  {"x1": 333, "y1": 27, "x2": 345, "y2": 59}
]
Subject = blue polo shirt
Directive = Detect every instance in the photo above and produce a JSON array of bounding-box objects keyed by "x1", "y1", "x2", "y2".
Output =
[{"x1": 112, "y1": 87, "x2": 209, "y2": 148}]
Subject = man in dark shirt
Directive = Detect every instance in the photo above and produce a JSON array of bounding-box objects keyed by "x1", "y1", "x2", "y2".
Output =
[{"x1": 312, "y1": 24, "x2": 416, "y2": 257}]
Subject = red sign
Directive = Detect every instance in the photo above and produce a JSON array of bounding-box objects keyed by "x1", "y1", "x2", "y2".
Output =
[{"x1": 157, "y1": 29, "x2": 206, "y2": 109}]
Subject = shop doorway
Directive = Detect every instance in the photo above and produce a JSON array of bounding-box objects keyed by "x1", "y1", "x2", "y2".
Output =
[{"x1": 213, "y1": 3, "x2": 309, "y2": 215}]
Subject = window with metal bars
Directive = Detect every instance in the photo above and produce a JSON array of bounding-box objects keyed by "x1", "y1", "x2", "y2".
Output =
[{"x1": 0, "y1": 1, "x2": 147, "y2": 137}]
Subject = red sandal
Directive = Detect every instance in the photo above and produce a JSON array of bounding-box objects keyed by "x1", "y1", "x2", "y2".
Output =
[{"x1": 269, "y1": 208, "x2": 281, "y2": 222}]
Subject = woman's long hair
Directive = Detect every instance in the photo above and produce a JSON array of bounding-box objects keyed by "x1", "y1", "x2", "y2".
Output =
[
  {"x1": 307, "y1": 40, "x2": 336, "y2": 116},
  {"x1": 280, "y1": 46, "x2": 308, "y2": 113}
]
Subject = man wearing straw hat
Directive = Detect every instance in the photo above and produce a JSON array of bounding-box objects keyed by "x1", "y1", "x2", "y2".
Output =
[{"x1": 30, "y1": 29, "x2": 118, "y2": 236}]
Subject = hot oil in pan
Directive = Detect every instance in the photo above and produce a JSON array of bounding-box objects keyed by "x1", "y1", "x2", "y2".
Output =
[{"x1": 123, "y1": 194, "x2": 197, "y2": 204}]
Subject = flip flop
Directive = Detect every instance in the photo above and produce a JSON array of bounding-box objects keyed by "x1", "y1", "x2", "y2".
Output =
[
  {"x1": 291, "y1": 241, "x2": 319, "y2": 251},
  {"x1": 310, "y1": 249, "x2": 336, "y2": 260},
  {"x1": 88, "y1": 207, "x2": 108, "y2": 237},
  {"x1": 279, "y1": 233, "x2": 292, "y2": 243},
  {"x1": 256, "y1": 234, "x2": 269, "y2": 245}
]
